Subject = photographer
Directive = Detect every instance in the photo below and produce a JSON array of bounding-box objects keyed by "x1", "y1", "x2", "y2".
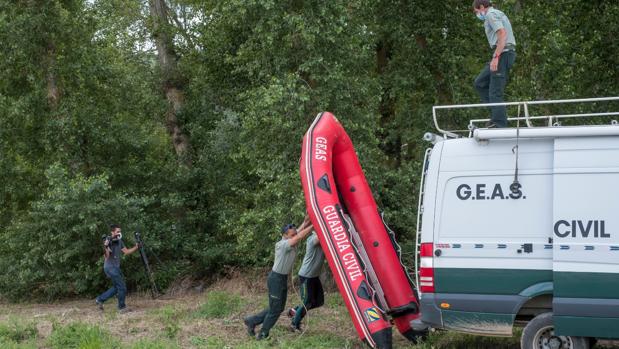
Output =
[{"x1": 95, "y1": 224, "x2": 139, "y2": 313}]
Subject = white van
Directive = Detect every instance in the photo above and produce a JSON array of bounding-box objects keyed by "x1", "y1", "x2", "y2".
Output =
[{"x1": 414, "y1": 97, "x2": 619, "y2": 349}]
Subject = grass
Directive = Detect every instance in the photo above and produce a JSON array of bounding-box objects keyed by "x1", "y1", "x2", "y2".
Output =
[
  {"x1": 149, "y1": 305, "x2": 185, "y2": 339},
  {"x1": 1, "y1": 273, "x2": 618, "y2": 349},
  {"x1": 0, "y1": 317, "x2": 37, "y2": 343},
  {"x1": 127, "y1": 338, "x2": 180, "y2": 349},
  {"x1": 189, "y1": 336, "x2": 231, "y2": 348},
  {"x1": 193, "y1": 290, "x2": 245, "y2": 319},
  {"x1": 47, "y1": 322, "x2": 120, "y2": 349},
  {"x1": 0, "y1": 341, "x2": 38, "y2": 349},
  {"x1": 235, "y1": 331, "x2": 356, "y2": 349},
  {"x1": 414, "y1": 330, "x2": 521, "y2": 349},
  {"x1": 324, "y1": 291, "x2": 345, "y2": 308}
]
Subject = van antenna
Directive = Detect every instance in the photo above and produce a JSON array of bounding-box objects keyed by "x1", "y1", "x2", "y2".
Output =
[{"x1": 510, "y1": 105, "x2": 521, "y2": 194}]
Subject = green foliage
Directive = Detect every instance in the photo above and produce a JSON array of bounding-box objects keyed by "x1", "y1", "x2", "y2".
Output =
[
  {"x1": 47, "y1": 323, "x2": 119, "y2": 349},
  {"x1": 187, "y1": 0, "x2": 384, "y2": 264},
  {"x1": 0, "y1": 0, "x2": 617, "y2": 300},
  {"x1": 0, "y1": 164, "x2": 153, "y2": 300},
  {"x1": 193, "y1": 291, "x2": 244, "y2": 319}
]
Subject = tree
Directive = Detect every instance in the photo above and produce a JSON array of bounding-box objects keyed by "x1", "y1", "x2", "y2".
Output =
[{"x1": 148, "y1": 0, "x2": 192, "y2": 163}]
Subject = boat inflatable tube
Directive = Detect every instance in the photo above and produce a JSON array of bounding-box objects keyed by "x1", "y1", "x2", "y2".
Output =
[{"x1": 300, "y1": 112, "x2": 422, "y2": 348}]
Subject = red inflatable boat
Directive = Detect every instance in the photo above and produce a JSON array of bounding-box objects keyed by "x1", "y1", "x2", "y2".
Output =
[{"x1": 300, "y1": 112, "x2": 422, "y2": 348}]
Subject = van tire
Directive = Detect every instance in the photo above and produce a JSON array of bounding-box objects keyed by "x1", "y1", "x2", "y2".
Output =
[{"x1": 521, "y1": 312, "x2": 590, "y2": 349}]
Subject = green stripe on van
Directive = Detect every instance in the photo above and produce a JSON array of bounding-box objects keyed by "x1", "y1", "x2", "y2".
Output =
[
  {"x1": 435, "y1": 268, "x2": 552, "y2": 295},
  {"x1": 554, "y1": 271, "x2": 619, "y2": 299},
  {"x1": 555, "y1": 316, "x2": 619, "y2": 339}
]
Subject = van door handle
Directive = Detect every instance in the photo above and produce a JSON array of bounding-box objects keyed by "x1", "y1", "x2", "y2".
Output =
[{"x1": 434, "y1": 249, "x2": 442, "y2": 257}]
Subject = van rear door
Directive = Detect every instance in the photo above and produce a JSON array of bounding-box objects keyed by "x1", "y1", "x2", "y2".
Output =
[{"x1": 552, "y1": 137, "x2": 619, "y2": 338}]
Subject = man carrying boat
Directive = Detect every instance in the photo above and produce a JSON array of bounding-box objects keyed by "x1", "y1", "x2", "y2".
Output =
[
  {"x1": 244, "y1": 216, "x2": 313, "y2": 340},
  {"x1": 288, "y1": 230, "x2": 325, "y2": 332}
]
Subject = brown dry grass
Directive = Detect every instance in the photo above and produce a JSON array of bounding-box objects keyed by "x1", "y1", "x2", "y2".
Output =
[
  {"x1": 0, "y1": 269, "x2": 415, "y2": 348},
  {"x1": 2, "y1": 271, "x2": 617, "y2": 348}
]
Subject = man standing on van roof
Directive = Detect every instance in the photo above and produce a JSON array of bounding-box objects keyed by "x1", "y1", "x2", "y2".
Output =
[
  {"x1": 473, "y1": 0, "x2": 516, "y2": 128},
  {"x1": 287, "y1": 230, "x2": 325, "y2": 332},
  {"x1": 244, "y1": 216, "x2": 313, "y2": 340}
]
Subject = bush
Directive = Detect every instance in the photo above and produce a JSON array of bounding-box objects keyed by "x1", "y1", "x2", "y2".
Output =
[{"x1": 0, "y1": 164, "x2": 154, "y2": 301}]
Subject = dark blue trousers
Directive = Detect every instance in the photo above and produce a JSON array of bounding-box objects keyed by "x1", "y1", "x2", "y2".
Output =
[
  {"x1": 96, "y1": 265, "x2": 127, "y2": 310},
  {"x1": 474, "y1": 50, "x2": 516, "y2": 127}
]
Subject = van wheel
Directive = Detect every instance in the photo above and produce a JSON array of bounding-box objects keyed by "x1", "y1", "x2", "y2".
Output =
[{"x1": 521, "y1": 312, "x2": 590, "y2": 349}]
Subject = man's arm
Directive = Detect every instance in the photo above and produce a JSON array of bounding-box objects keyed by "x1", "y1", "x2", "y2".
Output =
[
  {"x1": 103, "y1": 240, "x2": 111, "y2": 259},
  {"x1": 490, "y1": 28, "x2": 507, "y2": 72},
  {"x1": 287, "y1": 223, "x2": 314, "y2": 247},
  {"x1": 122, "y1": 244, "x2": 140, "y2": 255},
  {"x1": 297, "y1": 215, "x2": 311, "y2": 231},
  {"x1": 313, "y1": 234, "x2": 321, "y2": 246}
]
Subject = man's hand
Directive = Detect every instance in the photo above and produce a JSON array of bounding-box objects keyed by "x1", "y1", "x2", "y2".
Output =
[
  {"x1": 287, "y1": 223, "x2": 314, "y2": 247},
  {"x1": 297, "y1": 215, "x2": 311, "y2": 230},
  {"x1": 490, "y1": 56, "x2": 499, "y2": 72},
  {"x1": 103, "y1": 242, "x2": 111, "y2": 259},
  {"x1": 122, "y1": 244, "x2": 140, "y2": 255},
  {"x1": 491, "y1": 28, "x2": 507, "y2": 72},
  {"x1": 301, "y1": 215, "x2": 310, "y2": 228}
]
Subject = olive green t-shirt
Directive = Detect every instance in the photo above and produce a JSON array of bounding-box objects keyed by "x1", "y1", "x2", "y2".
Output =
[
  {"x1": 272, "y1": 238, "x2": 298, "y2": 275},
  {"x1": 298, "y1": 232, "x2": 325, "y2": 278}
]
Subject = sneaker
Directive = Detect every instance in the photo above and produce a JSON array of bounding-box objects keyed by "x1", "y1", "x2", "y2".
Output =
[
  {"x1": 288, "y1": 323, "x2": 302, "y2": 333},
  {"x1": 255, "y1": 332, "x2": 269, "y2": 340},
  {"x1": 287, "y1": 308, "x2": 296, "y2": 318},
  {"x1": 95, "y1": 299, "x2": 104, "y2": 311},
  {"x1": 118, "y1": 307, "x2": 132, "y2": 314},
  {"x1": 243, "y1": 317, "x2": 256, "y2": 337},
  {"x1": 485, "y1": 121, "x2": 498, "y2": 128}
]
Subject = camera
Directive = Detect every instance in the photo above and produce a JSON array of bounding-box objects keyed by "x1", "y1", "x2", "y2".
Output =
[{"x1": 101, "y1": 233, "x2": 122, "y2": 244}]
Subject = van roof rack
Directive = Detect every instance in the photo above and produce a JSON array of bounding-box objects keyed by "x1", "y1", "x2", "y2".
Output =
[{"x1": 431, "y1": 96, "x2": 619, "y2": 139}]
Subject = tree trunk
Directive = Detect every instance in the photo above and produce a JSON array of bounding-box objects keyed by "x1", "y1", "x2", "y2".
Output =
[
  {"x1": 376, "y1": 39, "x2": 401, "y2": 167},
  {"x1": 46, "y1": 42, "x2": 60, "y2": 110},
  {"x1": 414, "y1": 34, "x2": 452, "y2": 105},
  {"x1": 148, "y1": 0, "x2": 191, "y2": 163}
]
